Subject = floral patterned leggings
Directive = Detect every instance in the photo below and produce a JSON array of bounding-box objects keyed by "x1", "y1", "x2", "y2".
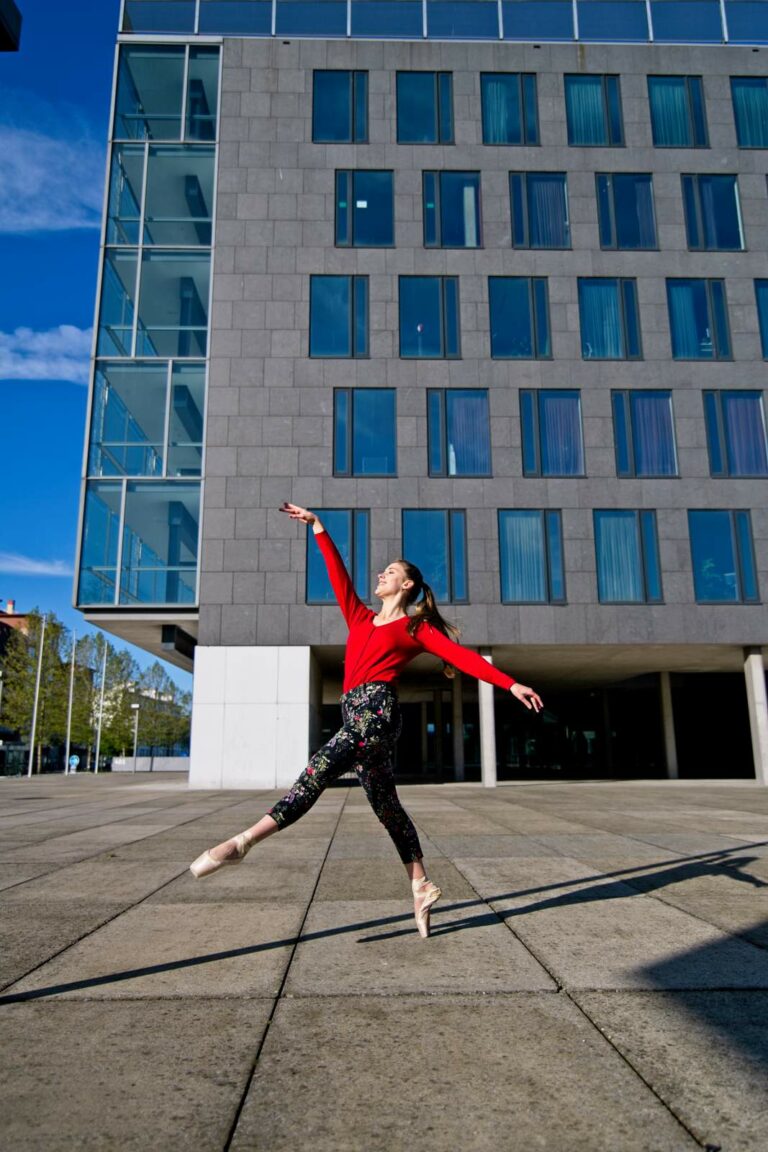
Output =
[{"x1": 269, "y1": 681, "x2": 423, "y2": 864}]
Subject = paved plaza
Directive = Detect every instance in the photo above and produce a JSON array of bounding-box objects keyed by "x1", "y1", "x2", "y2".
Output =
[{"x1": 2, "y1": 773, "x2": 768, "y2": 1151}]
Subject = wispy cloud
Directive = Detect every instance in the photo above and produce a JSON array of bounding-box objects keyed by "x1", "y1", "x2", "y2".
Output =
[
  {"x1": 0, "y1": 324, "x2": 92, "y2": 385},
  {"x1": 0, "y1": 90, "x2": 105, "y2": 233},
  {"x1": 0, "y1": 553, "x2": 74, "y2": 578}
]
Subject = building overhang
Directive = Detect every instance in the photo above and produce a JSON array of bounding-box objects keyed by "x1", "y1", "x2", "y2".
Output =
[
  {"x1": 78, "y1": 610, "x2": 198, "y2": 673},
  {"x1": 0, "y1": 0, "x2": 21, "y2": 51}
]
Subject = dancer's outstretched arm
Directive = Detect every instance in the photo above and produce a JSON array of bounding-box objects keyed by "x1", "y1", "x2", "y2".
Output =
[
  {"x1": 416, "y1": 623, "x2": 543, "y2": 712},
  {"x1": 280, "y1": 502, "x2": 369, "y2": 627}
]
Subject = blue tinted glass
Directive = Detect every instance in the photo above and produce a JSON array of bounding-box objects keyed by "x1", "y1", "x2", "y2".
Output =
[
  {"x1": 353, "y1": 390, "x2": 396, "y2": 476},
  {"x1": 311, "y1": 277, "x2": 351, "y2": 357},
  {"x1": 681, "y1": 175, "x2": 700, "y2": 247},
  {"x1": 509, "y1": 174, "x2": 526, "y2": 245},
  {"x1": 651, "y1": 1, "x2": 723, "y2": 42},
  {"x1": 523, "y1": 75, "x2": 539, "y2": 142},
  {"x1": 527, "y1": 174, "x2": 570, "y2": 247},
  {"x1": 640, "y1": 511, "x2": 662, "y2": 602},
  {"x1": 735, "y1": 511, "x2": 759, "y2": 602},
  {"x1": 721, "y1": 392, "x2": 768, "y2": 476},
  {"x1": 649, "y1": 76, "x2": 694, "y2": 146},
  {"x1": 115, "y1": 46, "x2": 185, "y2": 141},
  {"x1": 354, "y1": 73, "x2": 368, "y2": 142},
  {"x1": 755, "y1": 280, "x2": 768, "y2": 356},
  {"x1": 520, "y1": 389, "x2": 538, "y2": 474},
  {"x1": 120, "y1": 481, "x2": 199, "y2": 605},
  {"x1": 450, "y1": 511, "x2": 468, "y2": 601},
  {"x1": 354, "y1": 277, "x2": 369, "y2": 357},
  {"x1": 428, "y1": 2, "x2": 499, "y2": 39},
  {"x1": 354, "y1": 511, "x2": 370, "y2": 599},
  {"x1": 539, "y1": 391, "x2": 584, "y2": 476},
  {"x1": 606, "y1": 76, "x2": 624, "y2": 144},
  {"x1": 533, "y1": 279, "x2": 551, "y2": 357},
  {"x1": 490, "y1": 278, "x2": 533, "y2": 357},
  {"x1": 546, "y1": 511, "x2": 565, "y2": 603},
  {"x1": 313, "y1": 72, "x2": 353, "y2": 142},
  {"x1": 335, "y1": 171, "x2": 350, "y2": 245},
  {"x1": 703, "y1": 392, "x2": 725, "y2": 477},
  {"x1": 689, "y1": 511, "x2": 739, "y2": 602},
  {"x1": 352, "y1": 171, "x2": 394, "y2": 246},
  {"x1": 443, "y1": 278, "x2": 461, "y2": 358},
  {"x1": 307, "y1": 509, "x2": 351, "y2": 603},
  {"x1": 276, "y1": 1, "x2": 347, "y2": 35},
  {"x1": 579, "y1": 279, "x2": 624, "y2": 359},
  {"x1": 499, "y1": 511, "x2": 547, "y2": 602},
  {"x1": 612, "y1": 392, "x2": 632, "y2": 476},
  {"x1": 403, "y1": 511, "x2": 450, "y2": 602},
  {"x1": 400, "y1": 277, "x2": 442, "y2": 357},
  {"x1": 123, "y1": 1, "x2": 196, "y2": 33},
  {"x1": 731, "y1": 78, "x2": 768, "y2": 147},
  {"x1": 98, "y1": 250, "x2": 137, "y2": 357},
  {"x1": 710, "y1": 280, "x2": 731, "y2": 358},
  {"x1": 78, "y1": 481, "x2": 122, "y2": 605},
  {"x1": 631, "y1": 392, "x2": 676, "y2": 476},
  {"x1": 428, "y1": 391, "x2": 446, "y2": 475},
  {"x1": 612, "y1": 173, "x2": 656, "y2": 248},
  {"x1": 166, "y1": 363, "x2": 206, "y2": 479},
  {"x1": 596, "y1": 174, "x2": 614, "y2": 246},
  {"x1": 439, "y1": 172, "x2": 480, "y2": 247},
  {"x1": 334, "y1": 390, "x2": 350, "y2": 474},
  {"x1": 423, "y1": 172, "x2": 438, "y2": 247},
  {"x1": 397, "y1": 73, "x2": 439, "y2": 143},
  {"x1": 439, "y1": 73, "x2": 454, "y2": 142},
  {"x1": 689, "y1": 175, "x2": 743, "y2": 250},
  {"x1": 89, "y1": 363, "x2": 167, "y2": 478},
  {"x1": 594, "y1": 511, "x2": 644, "y2": 602},
  {"x1": 107, "y1": 145, "x2": 144, "y2": 245},
  {"x1": 622, "y1": 280, "x2": 642, "y2": 359},
  {"x1": 445, "y1": 391, "x2": 491, "y2": 475},
  {"x1": 142, "y1": 145, "x2": 215, "y2": 247},
  {"x1": 727, "y1": 3, "x2": 768, "y2": 45},
  {"x1": 138, "y1": 251, "x2": 210, "y2": 358},
  {"x1": 482, "y1": 74, "x2": 523, "y2": 144},
  {"x1": 186, "y1": 48, "x2": 219, "y2": 143},
  {"x1": 502, "y1": 1, "x2": 573, "y2": 39},
  {"x1": 566, "y1": 76, "x2": 608, "y2": 145},
  {"x1": 578, "y1": 1, "x2": 649, "y2": 41},
  {"x1": 667, "y1": 279, "x2": 712, "y2": 358},
  {"x1": 352, "y1": 1, "x2": 423, "y2": 37},
  {"x1": 198, "y1": 2, "x2": 272, "y2": 33},
  {"x1": 690, "y1": 77, "x2": 708, "y2": 145}
]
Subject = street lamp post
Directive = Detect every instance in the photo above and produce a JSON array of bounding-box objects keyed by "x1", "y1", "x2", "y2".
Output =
[{"x1": 131, "y1": 703, "x2": 140, "y2": 774}]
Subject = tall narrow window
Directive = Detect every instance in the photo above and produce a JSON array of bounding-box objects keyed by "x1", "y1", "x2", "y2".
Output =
[
  {"x1": 594, "y1": 510, "x2": 662, "y2": 604},
  {"x1": 312, "y1": 71, "x2": 368, "y2": 143},
  {"x1": 565, "y1": 75, "x2": 624, "y2": 146},
  {"x1": 681, "y1": 175, "x2": 743, "y2": 251},
  {"x1": 612, "y1": 392, "x2": 678, "y2": 478},
  {"x1": 647, "y1": 76, "x2": 708, "y2": 147},
  {"x1": 703, "y1": 391, "x2": 768, "y2": 478},
  {"x1": 499, "y1": 510, "x2": 565, "y2": 604},
  {"x1": 521, "y1": 390, "x2": 584, "y2": 477},
  {"x1": 481, "y1": 73, "x2": 538, "y2": 144},
  {"x1": 423, "y1": 172, "x2": 481, "y2": 248},
  {"x1": 397, "y1": 72, "x2": 453, "y2": 143},
  {"x1": 731, "y1": 77, "x2": 768, "y2": 148},
  {"x1": 334, "y1": 389, "x2": 396, "y2": 477},
  {"x1": 579, "y1": 279, "x2": 642, "y2": 360},
  {"x1": 402, "y1": 510, "x2": 467, "y2": 603},
  {"x1": 510, "y1": 173, "x2": 570, "y2": 248},
  {"x1": 428, "y1": 390, "x2": 491, "y2": 476},
  {"x1": 399, "y1": 277, "x2": 460, "y2": 359},
  {"x1": 307, "y1": 509, "x2": 370, "y2": 604},
  {"x1": 310, "y1": 276, "x2": 368, "y2": 358},
  {"x1": 596, "y1": 173, "x2": 656, "y2": 250},
  {"x1": 689, "y1": 510, "x2": 759, "y2": 604},
  {"x1": 335, "y1": 171, "x2": 394, "y2": 247},
  {"x1": 489, "y1": 277, "x2": 551, "y2": 359},
  {"x1": 667, "y1": 279, "x2": 731, "y2": 360},
  {"x1": 755, "y1": 280, "x2": 768, "y2": 358}
]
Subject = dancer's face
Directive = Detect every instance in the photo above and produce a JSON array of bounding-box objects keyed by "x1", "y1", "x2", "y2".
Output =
[{"x1": 375, "y1": 561, "x2": 413, "y2": 601}]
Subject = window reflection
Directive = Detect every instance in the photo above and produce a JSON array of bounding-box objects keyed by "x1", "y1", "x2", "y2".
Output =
[
  {"x1": 596, "y1": 173, "x2": 656, "y2": 249},
  {"x1": 399, "y1": 277, "x2": 460, "y2": 358},
  {"x1": 499, "y1": 510, "x2": 565, "y2": 604},
  {"x1": 502, "y1": 1, "x2": 573, "y2": 40},
  {"x1": 648, "y1": 76, "x2": 708, "y2": 147},
  {"x1": 667, "y1": 279, "x2": 731, "y2": 360},
  {"x1": 612, "y1": 391, "x2": 678, "y2": 477},
  {"x1": 336, "y1": 171, "x2": 394, "y2": 247},
  {"x1": 510, "y1": 173, "x2": 570, "y2": 248},
  {"x1": 423, "y1": 172, "x2": 481, "y2": 248},
  {"x1": 115, "y1": 46, "x2": 185, "y2": 141},
  {"x1": 650, "y1": 1, "x2": 723, "y2": 43},
  {"x1": 78, "y1": 482, "x2": 122, "y2": 605},
  {"x1": 402, "y1": 510, "x2": 467, "y2": 603},
  {"x1": 306, "y1": 509, "x2": 370, "y2": 604},
  {"x1": 521, "y1": 389, "x2": 585, "y2": 477},
  {"x1": 703, "y1": 391, "x2": 768, "y2": 478},
  {"x1": 334, "y1": 389, "x2": 397, "y2": 476},
  {"x1": 428, "y1": 1, "x2": 499, "y2": 40},
  {"x1": 120, "y1": 482, "x2": 200, "y2": 605},
  {"x1": 682, "y1": 175, "x2": 743, "y2": 251},
  {"x1": 98, "y1": 250, "x2": 138, "y2": 357},
  {"x1": 489, "y1": 277, "x2": 551, "y2": 359},
  {"x1": 428, "y1": 390, "x2": 491, "y2": 476},
  {"x1": 594, "y1": 510, "x2": 662, "y2": 604},
  {"x1": 689, "y1": 510, "x2": 758, "y2": 603},
  {"x1": 137, "y1": 251, "x2": 210, "y2": 357},
  {"x1": 313, "y1": 71, "x2": 368, "y2": 143},
  {"x1": 397, "y1": 72, "x2": 454, "y2": 144},
  {"x1": 482, "y1": 73, "x2": 539, "y2": 145}
]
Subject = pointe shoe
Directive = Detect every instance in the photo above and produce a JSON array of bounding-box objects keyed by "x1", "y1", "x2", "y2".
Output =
[
  {"x1": 412, "y1": 877, "x2": 442, "y2": 939},
  {"x1": 189, "y1": 832, "x2": 253, "y2": 879}
]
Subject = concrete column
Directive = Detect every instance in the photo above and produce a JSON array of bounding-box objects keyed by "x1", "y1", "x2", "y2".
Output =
[
  {"x1": 434, "y1": 689, "x2": 444, "y2": 771},
  {"x1": 451, "y1": 674, "x2": 465, "y2": 782},
  {"x1": 420, "y1": 701, "x2": 429, "y2": 766},
  {"x1": 478, "y1": 648, "x2": 497, "y2": 789},
  {"x1": 744, "y1": 647, "x2": 768, "y2": 785},
  {"x1": 659, "y1": 671, "x2": 678, "y2": 780},
  {"x1": 189, "y1": 646, "x2": 312, "y2": 789}
]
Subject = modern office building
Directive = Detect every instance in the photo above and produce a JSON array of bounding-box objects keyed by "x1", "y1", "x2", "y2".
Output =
[{"x1": 76, "y1": 0, "x2": 768, "y2": 788}]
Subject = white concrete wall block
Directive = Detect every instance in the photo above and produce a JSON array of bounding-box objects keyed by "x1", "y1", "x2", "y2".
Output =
[
  {"x1": 275, "y1": 702, "x2": 312, "y2": 787},
  {"x1": 189, "y1": 702, "x2": 226, "y2": 788},
  {"x1": 277, "y1": 645, "x2": 312, "y2": 703},
  {"x1": 193, "y1": 646, "x2": 228, "y2": 705},
  {"x1": 222, "y1": 702, "x2": 277, "y2": 788},
  {"x1": 225, "y1": 645, "x2": 279, "y2": 704}
]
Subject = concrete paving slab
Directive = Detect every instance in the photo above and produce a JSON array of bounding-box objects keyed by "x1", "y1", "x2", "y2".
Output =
[
  {"x1": 285, "y1": 899, "x2": 555, "y2": 996},
  {"x1": 148, "y1": 854, "x2": 323, "y2": 904},
  {"x1": 0, "y1": 863, "x2": 53, "y2": 890},
  {"x1": 532, "y1": 833, "x2": 682, "y2": 862},
  {"x1": 0, "y1": 860, "x2": 187, "y2": 904},
  {"x1": 573, "y1": 990, "x2": 768, "y2": 1152},
  {"x1": 0, "y1": 901, "x2": 125, "y2": 990},
  {"x1": 327, "y1": 834, "x2": 440, "y2": 859},
  {"x1": 6, "y1": 903, "x2": 304, "y2": 1000},
  {"x1": 230, "y1": 995, "x2": 697, "y2": 1152},
  {"x1": 0, "y1": 998, "x2": 272, "y2": 1151},
  {"x1": 429, "y1": 834, "x2": 562, "y2": 857},
  {"x1": 456, "y1": 857, "x2": 768, "y2": 989},
  {"x1": 313, "y1": 858, "x2": 476, "y2": 901}
]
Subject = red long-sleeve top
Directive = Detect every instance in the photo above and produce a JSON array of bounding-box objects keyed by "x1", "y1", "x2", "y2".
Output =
[{"x1": 315, "y1": 529, "x2": 517, "y2": 695}]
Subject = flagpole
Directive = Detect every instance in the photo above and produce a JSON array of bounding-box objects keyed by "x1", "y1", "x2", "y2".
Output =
[
  {"x1": 93, "y1": 641, "x2": 108, "y2": 775},
  {"x1": 27, "y1": 614, "x2": 46, "y2": 778},
  {"x1": 64, "y1": 630, "x2": 76, "y2": 774}
]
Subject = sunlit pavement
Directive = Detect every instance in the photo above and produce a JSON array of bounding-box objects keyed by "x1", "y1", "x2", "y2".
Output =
[{"x1": 2, "y1": 772, "x2": 768, "y2": 1150}]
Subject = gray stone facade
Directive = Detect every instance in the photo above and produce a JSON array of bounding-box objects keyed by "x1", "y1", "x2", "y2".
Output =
[{"x1": 201, "y1": 37, "x2": 768, "y2": 662}]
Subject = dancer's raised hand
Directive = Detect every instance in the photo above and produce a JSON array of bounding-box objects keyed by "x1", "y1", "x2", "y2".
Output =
[
  {"x1": 511, "y1": 683, "x2": 544, "y2": 712},
  {"x1": 280, "y1": 502, "x2": 317, "y2": 525}
]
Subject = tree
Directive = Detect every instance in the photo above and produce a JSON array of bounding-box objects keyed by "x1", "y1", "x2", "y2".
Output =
[
  {"x1": 136, "y1": 661, "x2": 192, "y2": 755},
  {"x1": 0, "y1": 611, "x2": 70, "y2": 771}
]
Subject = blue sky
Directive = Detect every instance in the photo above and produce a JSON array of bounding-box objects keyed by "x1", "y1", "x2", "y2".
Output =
[{"x1": 0, "y1": 0, "x2": 191, "y2": 690}]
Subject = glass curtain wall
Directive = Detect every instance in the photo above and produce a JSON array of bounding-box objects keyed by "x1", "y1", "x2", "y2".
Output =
[{"x1": 78, "y1": 43, "x2": 219, "y2": 607}]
